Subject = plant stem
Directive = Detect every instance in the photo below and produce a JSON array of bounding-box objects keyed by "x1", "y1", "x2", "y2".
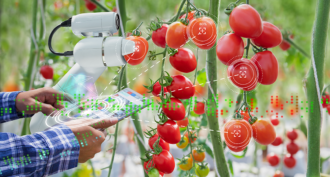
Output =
[
  {"x1": 90, "y1": 0, "x2": 109, "y2": 12},
  {"x1": 286, "y1": 38, "x2": 310, "y2": 58},
  {"x1": 21, "y1": 0, "x2": 38, "y2": 136},
  {"x1": 205, "y1": 0, "x2": 230, "y2": 176},
  {"x1": 306, "y1": 0, "x2": 330, "y2": 176},
  {"x1": 88, "y1": 160, "x2": 97, "y2": 177},
  {"x1": 174, "y1": 0, "x2": 187, "y2": 22}
]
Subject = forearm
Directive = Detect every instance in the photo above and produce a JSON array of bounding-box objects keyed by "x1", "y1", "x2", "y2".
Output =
[
  {"x1": 0, "y1": 91, "x2": 32, "y2": 123},
  {"x1": 0, "y1": 124, "x2": 80, "y2": 176}
]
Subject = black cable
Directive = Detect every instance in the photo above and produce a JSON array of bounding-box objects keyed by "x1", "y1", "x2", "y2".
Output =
[{"x1": 48, "y1": 18, "x2": 73, "y2": 56}]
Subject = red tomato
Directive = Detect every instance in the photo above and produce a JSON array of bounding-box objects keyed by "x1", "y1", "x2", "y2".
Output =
[
  {"x1": 184, "y1": 131, "x2": 197, "y2": 143},
  {"x1": 229, "y1": 4, "x2": 263, "y2": 38},
  {"x1": 40, "y1": 65, "x2": 54, "y2": 79},
  {"x1": 273, "y1": 171, "x2": 284, "y2": 177},
  {"x1": 124, "y1": 36, "x2": 149, "y2": 65},
  {"x1": 267, "y1": 153, "x2": 280, "y2": 166},
  {"x1": 143, "y1": 160, "x2": 154, "y2": 173},
  {"x1": 279, "y1": 40, "x2": 290, "y2": 51},
  {"x1": 192, "y1": 149, "x2": 205, "y2": 162},
  {"x1": 180, "y1": 11, "x2": 195, "y2": 22},
  {"x1": 284, "y1": 154, "x2": 296, "y2": 168},
  {"x1": 152, "y1": 24, "x2": 168, "y2": 48},
  {"x1": 152, "y1": 81, "x2": 168, "y2": 97},
  {"x1": 270, "y1": 116, "x2": 280, "y2": 126},
  {"x1": 193, "y1": 102, "x2": 205, "y2": 115},
  {"x1": 252, "y1": 119, "x2": 276, "y2": 145},
  {"x1": 251, "y1": 51, "x2": 278, "y2": 85},
  {"x1": 216, "y1": 33, "x2": 244, "y2": 66},
  {"x1": 286, "y1": 129, "x2": 298, "y2": 141},
  {"x1": 227, "y1": 58, "x2": 258, "y2": 91},
  {"x1": 84, "y1": 0, "x2": 96, "y2": 11},
  {"x1": 169, "y1": 48, "x2": 197, "y2": 73},
  {"x1": 322, "y1": 94, "x2": 330, "y2": 108},
  {"x1": 286, "y1": 141, "x2": 299, "y2": 155},
  {"x1": 187, "y1": 16, "x2": 217, "y2": 49},
  {"x1": 177, "y1": 117, "x2": 189, "y2": 128},
  {"x1": 166, "y1": 22, "x2": 188, "y2": 49},
  {"x1": 223, "y1": 119, "x2": 252, "y2": 152},
  {"x1": 162, "y1": 98, "x2": 186, "y2": 121},
  {"x1": 251, "y1": 22, "x2": 282, "y2": 48},
  {"x1": 148, "y1": 133, "x2": 170, "y2": 151},
  {"x1": 166, "y1": 75, "x2": 195, "y2": 99},
  {"x1": 327, "y1": 104, "x2": 330, "y2": 115},
  {"x1": 152, "y1": 150, "x2": 175, "y2": 174},
  {"x1": 271, "y1": 136, "x2": 282, "y2": 146},
  {"x1": 157, "y1": 120, "x2": 181, "y2": 144}
]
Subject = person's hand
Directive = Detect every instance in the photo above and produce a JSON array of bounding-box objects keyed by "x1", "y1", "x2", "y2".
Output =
[
  {"x1": 15, "y1": 87, "x2": 74, "y2": 115},
  {"x1": 65, "y1": 118, "x2": 118, "y2": 163}
]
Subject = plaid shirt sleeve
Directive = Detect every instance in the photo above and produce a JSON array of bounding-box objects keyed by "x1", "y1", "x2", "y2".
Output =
[
  {"x1": 0, "y1": 91, "x2": 32, "y2": 123},
  {"x1": 0, "y1": 124, "x2": 80, "y2": 177}
]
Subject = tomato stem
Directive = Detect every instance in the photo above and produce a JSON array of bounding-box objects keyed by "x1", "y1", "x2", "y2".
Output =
[
  {"x1": 285, "y1": 37, "x2": 310, "y2": 58},
  {"x1": 306, "y1": 0, "x2": 330, "y2": 176}
]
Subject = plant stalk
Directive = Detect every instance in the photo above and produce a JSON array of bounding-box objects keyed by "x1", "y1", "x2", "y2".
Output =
[
  {"x1": 205, "y1": 0, "x2": 230, "y2": 176},
  {"x1": 306, "y1": 0, "x2": 330, "y2": 176}
]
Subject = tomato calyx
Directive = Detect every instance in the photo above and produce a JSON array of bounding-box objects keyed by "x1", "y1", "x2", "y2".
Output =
[
  {"x1": 132, "y1": 22, "x2": 143, "y2": 36},
  {"x1": 194, "y1": 146, "x2": 205, "y2": 154},
  {"x1": 144, "y1": 127, "x2": 157, "y2": 138},
  {"x1": 143, "y1": 78, "x2": 159, "y2": 93},
  {"x1": 177, "y1": 155, "x2": 191, "y2": 166},
  {"x1": 141, "y1": 151, "x2": 153, "y2": 163},
  {"x1": 179, "y1": 18, "x2": 189, "y2": 26},
  {"x1": 167, "y1": 48, "x2": 179, "y2": 56},
  {"x1": 159, "y1": 71, "x2": 173, "y2": 87},
  {"x1": 250, "y1": 43, "x2": 267, "y2": 53},
  {"x1": 196, "y1": 162, "x2": 209, "y2": 170},
  {"x1": 151, "y1": 136, "x2": 164, "y2": 155},
  {"x1": 193, "y1": 11, "x2": 204, "y2": 19},
  {"x1": 154, "y1": 111, "x2": 169, "y2": 125},
  {"x1": 177, "y1": 136, "x2": 187, "y2": 146},
  {"x1": 224, "y1": 0, "x2": 243, "y2": 15}
]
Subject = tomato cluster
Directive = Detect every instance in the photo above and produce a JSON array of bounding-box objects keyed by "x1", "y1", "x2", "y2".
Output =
[{"x1": 218, "y1": 4, "x2": 281, "y2": 91}]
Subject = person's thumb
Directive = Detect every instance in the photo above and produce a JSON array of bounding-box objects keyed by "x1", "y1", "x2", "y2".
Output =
[{"x1": 90, "y1": 118, "x2": 118, "y2": 129}]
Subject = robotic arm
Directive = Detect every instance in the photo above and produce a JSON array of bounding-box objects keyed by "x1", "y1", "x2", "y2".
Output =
[{"x1": 30, "y1": 12, "x2": 135, "y2": 133}]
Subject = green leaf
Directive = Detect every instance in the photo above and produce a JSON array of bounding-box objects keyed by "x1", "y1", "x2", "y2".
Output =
[
  {"x1": 203, "y1": 143, "x2": 214, "y2": 159},
  {"x1": 230, "y1": 146, "x2": 248, "y2": 159},
  {"x1": 200, "y1": 114, "x2": 208, "y2": 127},
  {"x1": 196, "y1": 68, "x2": 207, "y2": 87},
  {"x1": 228, "y1": 159, "x2": 234, "y2": 175}
]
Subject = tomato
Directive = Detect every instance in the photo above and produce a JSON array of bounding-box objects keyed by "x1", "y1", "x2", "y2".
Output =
[
  {"x1": 267, "y1": 153, "x2": 280, "y2": 166},
  {"x1": 2, "y1": 82, "x2": 20, "y2": 92},
  {"x1": 283, "y1": 154, "x2": 296, "y2": 168},
  {"x1": 327, "y1": 104, "x2": 330, "y2": 115},
  {"x1": 192, "y1": 149, "x2": 205, "y2": 162},
  {"x1": 148, "y1": 133, "x2": 170, "y2": 151},
  {"x1": 241, "y1": 111, "x2": 254, "y2": 122},
  {"x1": 271, "y1": 98, "x2": 283, "y2": 111},
  {"x1": 143, "y1": 160, "x2": 155, "y2": 173},
  {"x1": 84, "y1": 0, "x2": 96, "y2": 11},
  {"x1": 157, "y1": 120, "x2": 181, "y2": 144},
  {"x1": 195, "y1": 164, "x2": 210, "y2": 177},
  {"x1": 223, "y1": 119, "x2": 252, "y2": 152},
  {"x1": 270, "y1": 116, "x2": 280, "y2": 126},
  {"x1": 322, "y1": 94, "x2": 330, "y2": 108},
  {"x1": 187, "y1": 16, "x2": 217, "y2": 49},
  {"x1": 152, "y1": 81, "x2": 168, "y2": 97},
  {"x1": 133, "y1": 82, "x2": 148, "y2": 95},
  {"x1": 124, "y1": 36, "x2": 149, "y2": 65},
  {"x1": 251, "y1": 22, "x2": 282, "y2": 48},
  {"x1": 229, "y1": 4, "x2": 263, "y2": 38},
  {"x1": 286, "y1": 141, "x2": 299, "y2": 155},
  {"x1": 251, "y1": 51, "x2": 278, "y2": 85},
  {"x1": 40, "y1": 65, "x2": 54, "y2": 79},
  {"x1": 194, "y1": 102, "x2": 205, "y2": 115},
  {"x1": 286, "y1": 129, "x2": 298, "y2": 141},
  {"x1": 184, "y1": 131, "x2": 197, "y2": 143},
  {"x1": 273, "y1": 171, "x2": 284, "y2": 177},
  {"x1": 166, "y1": 75, "x2": 195, "y2": 99},
  {"x1": 166, "y1": 22, "x2": 188, "y2": 49},
  {"x1": 216, "y1": 33, "x2": 244, "y2": 66},
  {"x1": 252, "y1": 119, "x2": 276, "y2": 145},
  {"x1": 169, "y1": 48, "x2": 197, "y2": 73},
  {"x1": 178, "y1": 156, "x2": 193, "y2": 171},
  {"x1": 148, "y1": 168, "x2": 159, "y2": 177},
  {"x1": 177, "y1": 117, "x2": 189, "y2": 128},
  {"x1": 152, "y1": 150, "x2": 175, "y2": 174},
  {"x1": 176, "y1": 136, "x2": 189, "y2": 149},
  {"x1": 152, "y1": 24, "x2": 168, "y2": 48},
  {"x1": 162, "y1": 98, "x2": 185, "y2": 121},
  {"x1": 279, "y1": 40, "x2": 290, "y2": 51},
  {"x1": 271, "y1": 136, "x2": 282, "y2": 146},
  {"x1": 227, "y1": 58, "x2": 258, "y2": 91},
  {"x1": 180, "y1": 11, "x2": 195, "y2": 22}
]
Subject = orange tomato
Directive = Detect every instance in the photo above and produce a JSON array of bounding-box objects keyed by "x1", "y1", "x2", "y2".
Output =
[
  {"x1": 3, "y1": 82, "x2": 20, "y2": 92},
  {"x1": 252, "y1": 119, "x2": 276, "y2": 145},
  {"x1": 192, "y1": 149, "x2": 205, "y2": 162},
  {"x1": 178, "y1": 156, "x2": 193, "y2": 171},
  {"x1": 184, "y1": 131, "x2": 197, "y2": 143},
  {"x1": 166, "y1": 22, "x2": 188, "y2": 49}
]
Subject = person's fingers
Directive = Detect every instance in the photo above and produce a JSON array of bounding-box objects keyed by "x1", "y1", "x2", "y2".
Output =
[
  {"x1": 40, "y1": 103, "x2": 57, "y2": 115},
  {"x1": 42, "y1": 87, "x2": 75, "y2": 104},
  {"x1": 90, "y1": 118, "x2": 118, "y2": 129},
  {"x1": 53, "y1": 100, "x2": 65, "y2": 110}
]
